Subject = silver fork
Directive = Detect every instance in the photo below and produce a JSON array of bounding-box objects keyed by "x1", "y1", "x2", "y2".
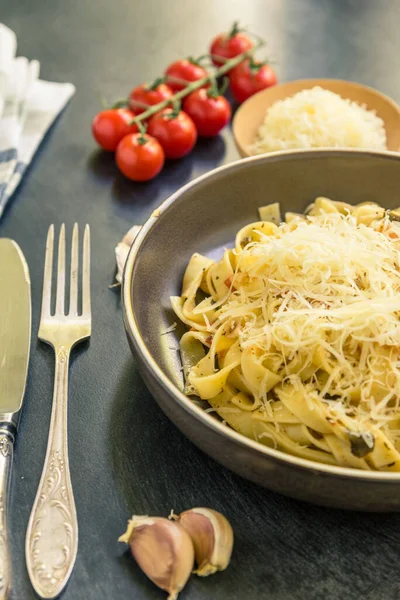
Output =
[{"x1": 25, "y1": 224, "x2": 91, "y2": 599}]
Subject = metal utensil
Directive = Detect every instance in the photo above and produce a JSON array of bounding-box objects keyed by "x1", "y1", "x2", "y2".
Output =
[
  {"x1": 0, "y1": 239, "x2": 31, "y2": 600},
  {"x1": 25, "y1": 224, "x2": 91, "y2": 599}
]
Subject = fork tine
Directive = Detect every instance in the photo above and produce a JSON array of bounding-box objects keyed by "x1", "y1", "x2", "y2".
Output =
[
  {"x1": 82, "y1": 224, "x2": 91, "y2": 318},
  {"x1": 69, "y1": 223, "x2": 79, "y2": 315},
  {"x1": 41, "y1": 225, "x2": 54, "y2": 318},
  {"x1": 55, "y1": 224, "x2": 66, "y2": 315}
]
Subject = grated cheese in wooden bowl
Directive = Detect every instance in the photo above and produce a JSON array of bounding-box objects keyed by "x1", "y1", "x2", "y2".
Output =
[{"x1": 250, "y1": 86, "x2": 387, "y2": 154}]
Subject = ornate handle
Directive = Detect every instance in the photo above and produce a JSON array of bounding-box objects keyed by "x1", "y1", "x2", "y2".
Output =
[
  {"x1": 0, "y1": 429, "x2": 14, "y2": 600},
  {"x1": 25, "y1": 347, "x2": 78, "y2": 599}
]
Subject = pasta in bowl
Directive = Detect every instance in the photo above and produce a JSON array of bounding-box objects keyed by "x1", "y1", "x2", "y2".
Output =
[
  {"x1": 171, "y1": 198, "x2": 400, "y2": 472},
  {"x1": 123, "y1": 149, "x2": 400, "y2": 509}
]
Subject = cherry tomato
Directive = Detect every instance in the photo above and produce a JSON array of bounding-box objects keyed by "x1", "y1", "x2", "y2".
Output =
[
  {"x1": 229, "y1": 59, "x2": 278, "y2": 103},
  {"x1": 91, "y1": 108, "x2": 138, "y2": 151},
  {"x1": 183, "y1": 89, "x2": 231, "y2": 137},
  {"x1": 129, "y1": 80, "x2": 173, "y2": 114},
  {"x1": 116, "y1": 133, "x2": 165, "y2": 181},
  {"x1": 210, "y1": 22, "x2": 253, "y2": 67},
  {"x1": 147, "y1": 109, "x2": 197, "y2": 159},
  {"x1": 165, "y1": 59, "x2": 208, "y2": 92}
]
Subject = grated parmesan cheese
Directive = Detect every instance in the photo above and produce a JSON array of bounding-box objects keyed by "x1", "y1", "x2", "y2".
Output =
[
  {"x1": 161, "y1": 322, "x2": 178, "y2": 335},
  {"x1": 174, "y1": 199, "x2": 400, "y2": 468},
  {"x1": 250, "y1": 86, "x2": 387, "y2": 154},
  {"x1": 228, "y1": 211, "x2": 400, "y2": 436}
]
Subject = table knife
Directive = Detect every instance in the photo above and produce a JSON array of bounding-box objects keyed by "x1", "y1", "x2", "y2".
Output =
[{"x1": 0, "y1": 239, "x2": 31, "y2": 600}]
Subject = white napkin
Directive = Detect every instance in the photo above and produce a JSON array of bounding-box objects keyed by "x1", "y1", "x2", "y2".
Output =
[
  {"x1": 0, "y1": 24, "x2": 16, "y2": 116},
  {"x1": 0, "y1": 23, "x2": 75, "y2": 219}
]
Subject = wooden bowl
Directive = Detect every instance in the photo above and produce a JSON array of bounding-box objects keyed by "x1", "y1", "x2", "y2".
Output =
[{"x1": 232, "y1": 79, "x2": 400, "y2": 158}]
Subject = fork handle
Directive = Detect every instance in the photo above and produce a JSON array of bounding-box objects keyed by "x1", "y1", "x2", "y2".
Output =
[
  {"x1": 25, "y1": 346, "x2": 78, "y2": 599},
  {"x1": 0, "y1": 428, "x2": 14, "y2": 600}
]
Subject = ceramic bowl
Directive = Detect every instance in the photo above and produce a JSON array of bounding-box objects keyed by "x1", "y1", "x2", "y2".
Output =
[
  {"x1": 123, "y1": 149, "x2": 400, "y2": 511},
  {"x1": 232, "y1": 79, "x2": 400, "y2": 158}
]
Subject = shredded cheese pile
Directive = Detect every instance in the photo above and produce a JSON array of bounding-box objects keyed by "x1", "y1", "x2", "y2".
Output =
[
  {"x1": 234, "y1": 210, "x2": 400, "y2": 429},
  {"x1": 172, "y1": 199, "x2": 400, "y2": 471},
  {"x1": 251, "y1": 86, "x2": 387, "y2": 154}
]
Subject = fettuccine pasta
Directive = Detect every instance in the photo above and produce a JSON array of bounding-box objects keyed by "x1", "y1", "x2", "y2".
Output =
[{"x1": 171, "y1": 198, "x2": 400, "y2": 471}]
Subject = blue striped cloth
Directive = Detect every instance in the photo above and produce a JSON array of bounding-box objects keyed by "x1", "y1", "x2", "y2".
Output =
[{"x1": 0, "y1": 23, "x2": 75, "y2": 219}]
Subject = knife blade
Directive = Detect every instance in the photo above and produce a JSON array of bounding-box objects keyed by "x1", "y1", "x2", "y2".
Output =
[{"x1": 0, "y1": 238, "x2": 31, "y2": 600}]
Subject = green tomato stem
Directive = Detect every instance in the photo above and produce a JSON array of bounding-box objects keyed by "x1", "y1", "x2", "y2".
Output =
[
  {"x1": 148, "y1": 76, "x2": 167, "y2": 90},
  {"x1": 136, "y1": 120, "x2": 148, "y2": 144},
  {"x1": 168, "y1": 99, "x2": 181, "y2": 118},
  {"x1": 229, "y1": 21, "x2": 241, "y2": 37},
  {"x1": 165, "y1": 75, "x2": 193, "y2": 88},
  {"x1": 112, "y1": 98, "x2": 129, "y2": 109},
  {"x1": 130, "y1": 98, "x2": 154, "y2": 111},
  {"x1": 209, "y1": 53, "x2": 231, "y2": 64},
  {"x1": 218, "y1": 76, "x2": 229, "y2": 96},
  {"x1": 129, "y1": 40, "x2": 263, "y2": 125},
  {"x1": 196, "y1": 54, "x2": 211, "y2": 64},
  {"x1": 206, "y1": 77, "x2": 219, "y2": 99}
]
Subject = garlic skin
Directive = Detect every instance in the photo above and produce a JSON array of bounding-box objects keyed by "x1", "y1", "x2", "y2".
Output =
[
  {"x1": 178, "y1": 508, "x2": 234, "y2": 577},
  {"x1": 115, "y1": 225, "x2": 141, "y2": 283},
  {"x1": 119, "y1": 515, "x2": 195, "y2": 600},
  {"x1": 115, "y1": 242, "x2": 130, "y2": 284}
]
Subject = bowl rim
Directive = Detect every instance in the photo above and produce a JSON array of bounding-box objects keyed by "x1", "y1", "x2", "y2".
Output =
[
  {"x1": 232, "y1": 77, "x2": 400, "y2": 158},
  {"x1": 123, "y1": 148, "x2": 400, "y2": 482}
]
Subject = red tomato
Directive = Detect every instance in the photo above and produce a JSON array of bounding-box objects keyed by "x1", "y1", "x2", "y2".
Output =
[
  {"x1": 147, "y1": 109, "x2": 197, "y2": 159},
  {"x1": 116, "y1": 133, "x2": 165, "y2": 181},
  {"x1": 129, "y1": 81, "x2": 173, "y2": 114},
  {"x1": 165, "y1": 59, "x2": 208, "y2": 92},
  {"x1": 229, "y1": 59, "x2": 278, "y2": 103},
  {"x1": 183, "y1": 89, "x2": 231, "y2": 137},
  {"x1": 91, "y1": 109, "x2": 138, "y2": 151},
  {"x1": 210, "y1": 22, "x2": 253, "y2": 67}
]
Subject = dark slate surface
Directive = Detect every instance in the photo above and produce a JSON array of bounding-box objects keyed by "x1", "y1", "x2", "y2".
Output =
[{"x1": 1, "y1": 0, "x2": 400, "y2": 598}]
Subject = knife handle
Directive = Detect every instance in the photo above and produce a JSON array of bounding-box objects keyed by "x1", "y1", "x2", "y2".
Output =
[{"x1": 0, "y1": 427, "x2": 14, "y2": 600}]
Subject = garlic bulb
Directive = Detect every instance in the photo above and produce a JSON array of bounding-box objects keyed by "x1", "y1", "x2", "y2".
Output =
[
  {"x1": 119, "y1": 515, "x2": 195, "y2": 599},
  {"x1": 177, "y1": 508, "x2": 234, "y2": 576},
  {"x1": 115, "y1": 225, "x2": 141, "y2": 284}
]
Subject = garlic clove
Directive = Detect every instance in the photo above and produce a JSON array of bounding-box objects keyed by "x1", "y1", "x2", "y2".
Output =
[
  {"x1": 178, "y1": 508, "x2": 234, "y2": 577},
  {"x1": 119, "y1": 515, "x2": 195, "y2": 600}
]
